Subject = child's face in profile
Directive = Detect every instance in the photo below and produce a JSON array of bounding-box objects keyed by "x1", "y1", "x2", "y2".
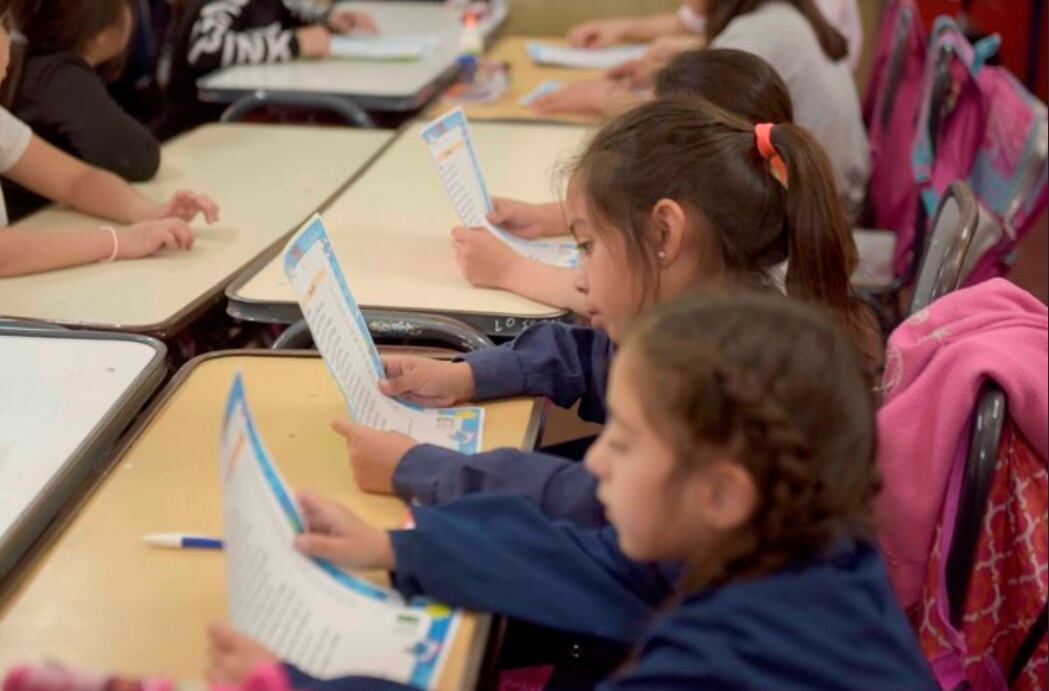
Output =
[
  {"x1": 566, "y1": 178, "x2": 646, "y2": 343},
  {"x1": 585, "y1": 347, "x2": 716, "y2": 562}
]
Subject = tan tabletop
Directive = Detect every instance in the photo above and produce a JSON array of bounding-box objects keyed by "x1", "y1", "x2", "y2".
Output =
[
  {"x1": 228, "y1": 119, "x2": 593, "y2": 337},
  {"x1": 429, "y1": 36, "x2": 604, "y2": 125},
  {"x1": 0, "y1": 125, "x2": 394, "y2": 337},
  {"x1": 0, "y1": 352, "x2": 542, "y2": 688}
]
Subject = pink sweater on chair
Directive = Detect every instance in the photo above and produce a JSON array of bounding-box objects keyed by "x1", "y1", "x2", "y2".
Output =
[{"x1": 875, "y1": 278, "x2": 1048, "y2": 610}]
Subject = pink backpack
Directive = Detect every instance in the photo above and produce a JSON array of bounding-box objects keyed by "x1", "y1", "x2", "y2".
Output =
[
  {"x1": 864, "y1": 0, "x2": 928, "y2": 263},
  {"x1": 907, "y1": 17, "x2": 1049, "y2": 284}
]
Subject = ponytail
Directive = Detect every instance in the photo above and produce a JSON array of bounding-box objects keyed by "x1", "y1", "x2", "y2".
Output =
[
  {"x1": 707, "y1": 0, "x2": 848, "y2": 63},
  {"x1": 767, "y1": 123, "x2": 881, "y2": 369},
  {"x1": 768, "y1": 124, "x2": 856, "y2": 309}
]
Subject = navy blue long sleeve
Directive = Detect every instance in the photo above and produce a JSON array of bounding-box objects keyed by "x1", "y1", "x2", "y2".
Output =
[
  {"x1": 278, "y1": 498, "x2": 936, "y2": 691},
  {"x1": 393, "y1": 444, "x2": 604, "y2": 526},
  {"x1": 392, "y1": 323, "x2": 613, "y2": 524},
  {"x1": 390, "y1": 495, "x2": 676, "y2": 643},
  {"x1": 463, "y1": 322, "x2": 613, "y2": 422}
]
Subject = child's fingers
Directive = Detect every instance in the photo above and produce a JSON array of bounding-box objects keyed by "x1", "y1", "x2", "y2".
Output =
[
  {"x1": 297, "y1": 491, "x2": 341, "y2": 534},
  {"x1": 330, "y1": 418, "x2": 361, "y2": 441},
  {"x1": 488, "y1": 198, "x2": 512, "y2": 224},
  {"x1": 380, "y1": 354, "x2": 409, "y2": 379},
  {"x1": 378, "y1": 372, "x2": 421, "y2": 397},
  {"x1": 451, "y1": 226, "x2": 485, "y2": 244},
  {"x1": 207, "y1": 622, "x2": 239, "y2": 651},
  {"x1": 294, "y1": 533, "x2": 347, "y2": 562},
  {"x1": 158, "y1": 228, "x2": 178, "y2": 251},
  {"x1": 171, "y1": 221, "x2": 194, "y2": 249},
  {"x1": 201, "y1": 194, "x2": 221, "y2": 223}
]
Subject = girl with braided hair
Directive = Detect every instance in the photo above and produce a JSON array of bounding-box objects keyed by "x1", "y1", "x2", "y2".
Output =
[{"x1": 205, "y1": 291, "x2": 935, "y2": 689}]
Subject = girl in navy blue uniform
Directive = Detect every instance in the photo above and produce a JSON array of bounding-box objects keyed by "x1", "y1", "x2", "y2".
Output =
[
  {"x1": 331, "y1": 96, "x2": 882, "y2": 528},
  {"x1": 206, "y1": 292, "x2": 935, "y2": 690}
]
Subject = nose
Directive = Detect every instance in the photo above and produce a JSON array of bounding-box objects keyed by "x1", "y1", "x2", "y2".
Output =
[
  {"x1": 573, "y1": 264, "x2": 589, "y2": 295},
  {"x1": 583, "y1": 434, "x2": 607, "y2": 478}
]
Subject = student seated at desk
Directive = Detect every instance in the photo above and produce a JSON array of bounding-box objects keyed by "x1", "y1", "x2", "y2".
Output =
[
  {"x1": 541, "y1": 0, "x2": 870, "y2": 217},
  {"x1": 336, "y1": 97, "x2": 882, "y2": 529},
  {"x1": 193, "y1": 293, "x2": 935, "y2": 690},
  {"x1": 453, "y1": 48, "x2": 793, "y2": 314},
  {"x1": 157, "y1": 0, "x2": 377, "y2": 139},
  {"x1": 0, "y1": 11, "x2": 219, "y2": 277},
  {"x1": 3, "y1": 0, "x2": 162, "y2": 221},
  {"x1": 566, "y1": 0, "x2": 861, "y2": 72}
]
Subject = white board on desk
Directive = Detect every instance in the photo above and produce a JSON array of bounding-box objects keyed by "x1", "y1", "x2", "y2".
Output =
[{"x1": 0, "y1": 334, "x2": 163, "y2": 551}]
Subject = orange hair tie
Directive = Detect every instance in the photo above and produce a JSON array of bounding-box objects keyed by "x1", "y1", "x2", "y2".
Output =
[{"x1": 754, "y1": 123, "x2": 789, "y2": 189}]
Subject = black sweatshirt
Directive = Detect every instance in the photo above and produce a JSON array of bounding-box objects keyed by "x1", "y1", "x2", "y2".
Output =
[
  {"x1": 3, "y1": 51, "x2": 161, "y2": 221},
  {"x1": 157, "y1": 0, "x2": 330, "y2": 140}
]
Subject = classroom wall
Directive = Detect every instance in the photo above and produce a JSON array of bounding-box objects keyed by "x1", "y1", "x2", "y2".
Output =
[
  {"x1": 915, "y1": 0, "x2": 1048, "y2": 102},
  {"x1": 503, "y1": 0, "x2": 680, "y2": 36}
]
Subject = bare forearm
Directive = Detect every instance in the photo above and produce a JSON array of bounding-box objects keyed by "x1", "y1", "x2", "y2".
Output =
[
  {"x1": 624, "y1": 13, "x2": 688, "y2": 41},
  {"x1": 63, "y1": 168, "x2": 155, "y2": 224},
  {"x1": 0, "y1": 227, "x2": 111, "y2": 277},
  {"x1": 502, "y1": 259, "x2": 588, "y2": 315}
]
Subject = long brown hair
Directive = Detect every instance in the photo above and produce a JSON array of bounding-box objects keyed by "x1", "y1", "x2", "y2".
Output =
[
  {"x1": 624, "y1": 291, "x2": 879, "y2": 589},
  {"x1": 572, "y1": 97, "x2": 876, "y2": 365},
  {"x1": 706, "y1": 0, "x2": 848, "y2": 62},
  {"x1": 15, "y1": 0, "x2": 133, "y2": 77},
  {"x1": 655, "y1": 47, "x2": 794, "y2": 125}
]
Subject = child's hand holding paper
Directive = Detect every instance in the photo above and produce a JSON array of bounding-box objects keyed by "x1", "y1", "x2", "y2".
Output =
[
  {"x1": 293, "y1": 490, "x2": 395, "y2": 570},
  {"x1": 378, "y1": 355, "x2": 477, "y2": 407},
  {"x1": 331, "y1": 419, "x2": 415, "y2": 496}
]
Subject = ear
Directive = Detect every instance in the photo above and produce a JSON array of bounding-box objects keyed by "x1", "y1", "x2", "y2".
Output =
[
  {"x1": 649, "y1": 198, "x2": 689, "y2": 267},
  {"x1": 692, "y1": 459, "x2": 758, "y2": 532}
]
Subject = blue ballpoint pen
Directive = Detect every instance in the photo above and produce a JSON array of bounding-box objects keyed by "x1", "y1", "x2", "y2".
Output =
[{"x1": 143, "y1": 533, "x2": 223, "y2": 550}]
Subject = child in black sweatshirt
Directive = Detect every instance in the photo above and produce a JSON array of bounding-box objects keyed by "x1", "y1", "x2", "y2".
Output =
[{"x1": 157, "y1": 0, "x2": 375, "y2": 139}]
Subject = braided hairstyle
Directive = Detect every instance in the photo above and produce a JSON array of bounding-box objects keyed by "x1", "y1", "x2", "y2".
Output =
[{"x1": 622, "y1": 290, "x2": 880, "y2": 590}]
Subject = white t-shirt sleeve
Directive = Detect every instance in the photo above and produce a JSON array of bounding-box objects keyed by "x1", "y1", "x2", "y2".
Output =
[{"x1": 0, "y1": 106, "x2": 31, "y2": 174}]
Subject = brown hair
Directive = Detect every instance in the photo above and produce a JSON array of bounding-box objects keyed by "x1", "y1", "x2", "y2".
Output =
[
  {"x1": 16, "y1": 0, "x2": 132, "y2": 77},
  {"x1": 655, "y1": 47, "x2": 794, "y2": 125},
  {"x1": 623, "y1": 291, "x2": 879, "y2": 588},
  {"x1": 573, "y1": 97, "x2": 877, "y2": 365},
  {"x1": 706, "y1": 0, "x2": 848, "y2": 62}
]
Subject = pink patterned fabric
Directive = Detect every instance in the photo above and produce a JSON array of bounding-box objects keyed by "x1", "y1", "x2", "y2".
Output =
[
  {"x1": 916, "y1": 422, "x2": 1048, "y2": 690},
  {"x1": 499, "y1": 666, "x2": 554, "y2": 691},
  {"x1": 875, "y1": 278, "x2": 1049, "y2": 610}
]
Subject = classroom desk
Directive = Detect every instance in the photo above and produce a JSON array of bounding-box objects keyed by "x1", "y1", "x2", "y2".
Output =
[
  {"x1": 0, "y1": 351, "x2": 542, "y2": 689},
  {"x1": 0, "y1": 327, "x2": 167, "y2": 583},
  {"x1": 227, "y1": 119, "x2": 593, "y2": 337},
  {"x1": 198, "y1": 1, "x2": 508, "y2": 113},
  {"x1": 430, "y1": 36, "x2": 604, "y2": 125},
  {"x1": 0, "y1": 124, "x2": 394, "y2": 337}
]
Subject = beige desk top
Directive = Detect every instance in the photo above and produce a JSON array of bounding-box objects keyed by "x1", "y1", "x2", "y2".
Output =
[
  {"x1": 230, "y1": 119, "x2": 593, "y2": 329},
  {"x1": 428, "y1": 36, "x2": 603, "y2": 125},
  {"x1": 0, "y1": 352, "x2": 541, "y2": 688},
  {"x1": 0, "y1": 125, "x2": 393, "y2": 337}
]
